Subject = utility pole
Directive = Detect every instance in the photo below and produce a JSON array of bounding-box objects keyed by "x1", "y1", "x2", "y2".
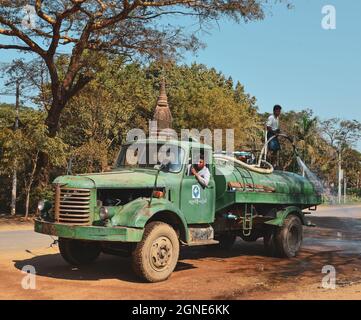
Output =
[
  {"x1": 344, "y1": 175, "x2": 347, "y2": 204},
  {"x1": 337, "y1": 150, "x2": 342, "y2": 205},
  {"x1": 10, "y1": 80, "x2": 20, "y2": 216}
]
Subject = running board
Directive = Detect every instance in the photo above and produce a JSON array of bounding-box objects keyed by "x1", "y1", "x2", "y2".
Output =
[{"x1": 187, "y1": 240, "x2": 219, "y2": 247}]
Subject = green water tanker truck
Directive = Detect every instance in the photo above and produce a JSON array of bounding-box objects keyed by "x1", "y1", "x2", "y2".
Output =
[{"x1": 35, "y1": 138, "x2": 322, "y2": 282}]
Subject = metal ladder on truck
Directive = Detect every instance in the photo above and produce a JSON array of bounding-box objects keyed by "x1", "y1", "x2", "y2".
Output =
[
  {"x1": 234, "y1": 166, "x2": 255, "y2": 236},
  {"x1": 242, "y1": 204, "x2": 254, "y2": 236}
]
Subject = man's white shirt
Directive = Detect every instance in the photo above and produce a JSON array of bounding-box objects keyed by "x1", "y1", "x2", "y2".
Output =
[
  {"x1": 266, "y1": 114, "x2": 280, "y2": 131},
  {"x1": 197, "y1": 166, "x2": 210, "y2": 187},
  {"x1": 187, "y1": 164, "x2": 211, "y2": 187},
  {"x1": 188, "y1": 165, "x2": 210, "y2": 187}
]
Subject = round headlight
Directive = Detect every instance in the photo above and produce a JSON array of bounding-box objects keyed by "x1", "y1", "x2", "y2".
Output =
[
  {"x1": 37, "y1": 200, "x2": 45, "y2": 211},
  {"x1": 100, "y1": 207, "x2": 109, "y2": 220}
]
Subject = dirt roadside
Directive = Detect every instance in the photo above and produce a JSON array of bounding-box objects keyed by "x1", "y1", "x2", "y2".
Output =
[{"x1": 0, "y1": 215, "x2": 34, "y2": 231}]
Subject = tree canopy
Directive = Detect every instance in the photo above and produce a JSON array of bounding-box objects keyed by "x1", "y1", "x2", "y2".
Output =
[
  {"x1": 1, "y1": 57, "x2": 360, "y2": 215},
  {"x1": 0, "y1": 0, "x2": 283, "y2": 136}
]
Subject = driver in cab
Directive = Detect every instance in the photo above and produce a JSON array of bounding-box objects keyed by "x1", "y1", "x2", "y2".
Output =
[{"x1": 190, "y1": 156, "x2": 210, "y2": 188}]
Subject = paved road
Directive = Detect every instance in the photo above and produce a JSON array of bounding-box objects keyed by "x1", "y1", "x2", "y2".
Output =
[
  {"x1": 0, "y1": 205, "x2": 361, "y2": 300},
  {"x1": 0, "y1": 229, "x2": 53, "y2": 252}
]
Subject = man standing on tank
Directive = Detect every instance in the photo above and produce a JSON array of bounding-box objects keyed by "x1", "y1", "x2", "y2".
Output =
[{"x1": 266, "y1": 105, "x2": 282, "y2": 168}]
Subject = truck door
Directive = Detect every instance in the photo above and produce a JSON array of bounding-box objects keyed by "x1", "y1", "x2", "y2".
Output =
[{"x1": 180, "y1": 149, "x2": 215, "y2": 224}]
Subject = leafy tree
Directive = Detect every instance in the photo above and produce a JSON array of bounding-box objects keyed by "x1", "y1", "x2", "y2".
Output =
[
  {"x1": 0, "y1": 106, "x2": 67, "y2": 216},
  {"x1": 61, "y1": 57, "x2": 156, "y2": 173},
  {"x1": 0, "y1": 0, "x2": 287, "y2": 184},
  {"x1": 147, "y1": 62, "x2": 262, "y2": 150},
  {"x1": 321, "y1": 119, "x2": 361, "y2": 151},
  {"x1": 60, "y1": 59, "x2": 262, "y2": 173},
  {"x1": 294, "y1": 110, "x2": 318, "y2": 164}
]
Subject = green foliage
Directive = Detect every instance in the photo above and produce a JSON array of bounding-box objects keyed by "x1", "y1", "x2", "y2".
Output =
[
  {"x1": 150, "y1": 63, "x2": 262, "y2": 150},
  {"x1": 0, "y1": 105, "x2": 68, "y2": 213},
  {"x1": 60, "y1": 59, "x2": 262, "y2": 174},
  {"x1": 0, "y1": 57, "x2": 360, "y2": 215}
]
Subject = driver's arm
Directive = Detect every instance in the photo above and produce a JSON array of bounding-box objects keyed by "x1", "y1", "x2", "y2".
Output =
[{"x1": 195, "y1": 168, "x2": 210, "y2": 187}]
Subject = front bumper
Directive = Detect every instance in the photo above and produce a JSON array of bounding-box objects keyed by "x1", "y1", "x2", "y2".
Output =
[{"x1": 34, "y1": 219, "x2": 143, "y2": 242}]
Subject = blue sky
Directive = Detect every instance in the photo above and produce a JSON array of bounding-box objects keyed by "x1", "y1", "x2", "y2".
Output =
[
  {"x1": 182, "y1": 0, "x2": 361, "y2": 150},
  {"x1": 0, "y1": 0, "x2": 360, "y2": 149}
]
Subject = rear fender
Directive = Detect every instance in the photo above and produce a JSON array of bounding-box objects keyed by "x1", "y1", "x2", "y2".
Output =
[{"x1": 264, "y1": 206, "x2": 305, "y2": 227}]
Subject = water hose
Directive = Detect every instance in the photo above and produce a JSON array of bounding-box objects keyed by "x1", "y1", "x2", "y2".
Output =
[
  {"x1": 214, "y1": 154, "x2": 274, "y2": 174},
  {"x1": 258, "y1": 133, "x2": 299, "y2": 167}
]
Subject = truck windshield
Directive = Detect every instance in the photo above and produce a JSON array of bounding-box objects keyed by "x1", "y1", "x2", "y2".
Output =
[{"x1": 115, "y1": 143, "x2": 185, "y2": 173}]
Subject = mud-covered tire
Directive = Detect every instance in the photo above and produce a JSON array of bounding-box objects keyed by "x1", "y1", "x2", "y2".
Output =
[
  {"x1": 275, "y1": 215, "x2": 303, "y2": 258},
  {"x1": 132, "y1": 222, "x2": 179, "y2": 283},
  {"x1": 217, "y1": 234, "x2": 237, "y2": 250},
  {"x1": 58, "y1": 238, "x2": 101, "y2": 266}
]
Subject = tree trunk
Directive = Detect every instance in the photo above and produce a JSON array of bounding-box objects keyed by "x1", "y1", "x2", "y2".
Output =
[
  {"x1": 25, "y1": 152, "x2": 39, "y2": 219},
  {"x1": 45, "y1": 108, "x2": 62, "y2": 138},
  {"x1": 25, "y1": 187, "x2": 30, "y2": 219},
  {"x1": 10, "y1": 164, "x2": 17, "y2": 216},
  {"x1": 10, "y1": 80, "x2": 20, "y2": 216},
  {"x1": 35, "y1": 150, "x2": 50, "y2": 189},
  {"x1": 34, "y1": 101, "x2": 64, "y2": 188}
]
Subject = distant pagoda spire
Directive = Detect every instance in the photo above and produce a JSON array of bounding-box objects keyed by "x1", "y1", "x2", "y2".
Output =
[
  {"x1": 153, "y1": 77, "x2": 173, "y2": 130},
  {"x1": 150, "y1": 77, "x2": 177, "y2": 139}
]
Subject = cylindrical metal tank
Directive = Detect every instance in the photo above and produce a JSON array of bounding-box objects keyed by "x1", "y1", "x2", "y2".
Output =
[{"x1": 214, "y1": 160, "x2": 321, "y2": 207}]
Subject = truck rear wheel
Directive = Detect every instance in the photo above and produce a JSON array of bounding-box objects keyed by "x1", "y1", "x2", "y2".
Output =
[
  {"x1": 132, "y1": 222, "x2": 179, "y2": 283},
  {"x1": 275, "y1": 214, "x2": 303, "y2": 258},
  {"x1": 264, "y1": 215, "x2": 303, "y2": 258},
  {"x1": 58, "y1": 238, "x2": 101, "y2": 266}
]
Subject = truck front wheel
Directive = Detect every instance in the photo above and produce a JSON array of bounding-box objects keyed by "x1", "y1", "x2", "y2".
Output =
[
  {"x1": 58, "y1": 238, "x2": 101, "y2": 266},
  {"x1": 132, "y1": 222, "x2": 179, "y2": 283}
]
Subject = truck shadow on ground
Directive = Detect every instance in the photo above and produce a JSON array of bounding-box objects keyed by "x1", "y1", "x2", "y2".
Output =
[
  {"x1": 13, "y1": 253, "x2": 197, "y2": 283},
  {"x1": 12, "y1": 241, "x2": 270, "y2": 283}
]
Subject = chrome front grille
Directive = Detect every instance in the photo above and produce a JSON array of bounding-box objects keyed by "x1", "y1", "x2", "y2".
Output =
[{"x1": 55, "y1": 186, "x2": 91, "y2": 225}]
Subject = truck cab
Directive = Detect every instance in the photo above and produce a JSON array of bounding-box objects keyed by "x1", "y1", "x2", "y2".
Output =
[{"x1": 35, "y1": 138, "x2": 322, "y2": 282}]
